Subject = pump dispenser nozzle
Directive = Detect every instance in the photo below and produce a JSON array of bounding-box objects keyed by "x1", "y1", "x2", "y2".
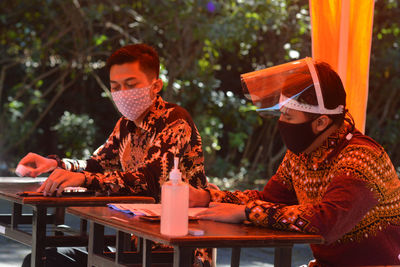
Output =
[
  {"x1": 174, "y1": 157, "x2": 179, "y2": 170},
  {"x1": 169, "y1": 157, "x2": 181, "y2": 183}
]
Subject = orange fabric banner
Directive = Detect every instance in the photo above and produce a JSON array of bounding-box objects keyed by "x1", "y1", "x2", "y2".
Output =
[{"x1": 309, "y1": 0, "x2": 375, "y2": 133}]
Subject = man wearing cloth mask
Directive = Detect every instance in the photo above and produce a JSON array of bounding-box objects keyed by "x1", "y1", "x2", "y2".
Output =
[
  {"x1": 17, "y1": 43, "x2": 207, "y2": 201},
  {"x1": 190, "y1": 58, "x2": 400, "y2": 266},
  {"x1": 18, "y1": 44, "x2": 212, "y2": 266}
]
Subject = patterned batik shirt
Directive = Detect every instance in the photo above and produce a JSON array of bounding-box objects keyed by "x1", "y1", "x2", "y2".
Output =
[
  {"x1": 208, "y1": 122, "x2": 400, "y2": 266},
  {"x1": 57, "y1": 95, "x2": 207, "y2": 202}
]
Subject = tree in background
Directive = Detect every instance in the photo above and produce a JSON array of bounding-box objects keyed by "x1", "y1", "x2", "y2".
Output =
[
  {"x1": 0, "y1": 0, "x2": 398, "y2": 189},
  {"x1": 367, "y1": 0, "x2": 400, "y2": 167}
]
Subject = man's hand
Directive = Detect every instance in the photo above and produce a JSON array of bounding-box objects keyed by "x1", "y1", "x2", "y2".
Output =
[
  {"x1": 189, "y1": 185, "x2": 211, "y2": 207},
  {"x1": 16, "y1": 152, "x2": 58, "y2": 177},
  {"x1": 207, "y1": 183, "x2": 220, "y2": 190},
  {"x1": 195, "y1": 202, "x2": 246, "y2": 223},
  {"x1": 37, "y1": 169, "x2": 85, "y2": 196}
]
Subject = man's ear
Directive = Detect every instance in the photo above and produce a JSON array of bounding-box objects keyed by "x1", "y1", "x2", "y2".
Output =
[
  {"x1": 153, "y1": 78, "x2": 163, "y2": 94},
  {"x1": 314, "y1": 115, "x2": 332, "y2": 132},
  {"x1": 149, "y1": 78, "x2": 163, "y2": 99}
]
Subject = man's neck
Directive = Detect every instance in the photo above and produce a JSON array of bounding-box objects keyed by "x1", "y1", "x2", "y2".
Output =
[
  {"x1": 303, "y1": 123, "x2": 340, "y2": 154},
  {"x1": 133, "y1": 97, "x2": 157, "y2": 127},
  {"x1": 133, "y1": 108, "x2": 150, "y2": 127}
]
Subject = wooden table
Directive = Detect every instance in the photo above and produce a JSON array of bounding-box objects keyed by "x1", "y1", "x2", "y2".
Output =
[
  {"x1": 0, "y1": 177, "x2": 154, "y2": 267},
  {"x1": 67, "y1": 206, "x2": 324, "y2": 267}
]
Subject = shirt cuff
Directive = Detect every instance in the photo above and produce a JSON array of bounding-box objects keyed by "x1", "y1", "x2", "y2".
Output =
[
  {"x1": 46, "y1": 155, "x2": 63, "y2": 168},
  {"x1": 82, "y1": 171, "x2": 95, "y2": 187},
  {"x1": 245, "y1": 200, "x2": 272, "y2": 226},
  {"x1": 208, "y1": 188, "x2": 226, "y2": 202}
]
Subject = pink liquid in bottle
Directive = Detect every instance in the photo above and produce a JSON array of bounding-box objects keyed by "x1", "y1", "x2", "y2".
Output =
[{"x1": 160, "y1": 157, "x2": 188, "y2": 236}]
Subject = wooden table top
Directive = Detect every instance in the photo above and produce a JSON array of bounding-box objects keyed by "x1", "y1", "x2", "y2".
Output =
[
  {"x1": 0, "y1": 177, "x2": 155, "y2": 206},
  {"x1": 67, "y1": 206, "x2": 324, "y2": 248}
]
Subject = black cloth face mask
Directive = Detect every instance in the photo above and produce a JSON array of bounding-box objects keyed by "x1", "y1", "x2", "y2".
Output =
[{"x1": 278, "y1": 118, "x2": 332, "y2": 154}]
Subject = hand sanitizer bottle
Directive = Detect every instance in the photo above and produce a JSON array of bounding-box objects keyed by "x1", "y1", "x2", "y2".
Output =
[{"x1": 160, "y1": 157, "x2": 188, "y2": 236}]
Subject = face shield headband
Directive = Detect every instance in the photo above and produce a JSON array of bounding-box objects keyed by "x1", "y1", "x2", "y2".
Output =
[{"x1": 240, "y1": 57, "x2": 344, "y2": 116}]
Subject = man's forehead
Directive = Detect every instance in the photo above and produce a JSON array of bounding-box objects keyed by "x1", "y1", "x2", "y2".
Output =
[
  {"x1": 110, "y1": 62, "x2": 142, "y2": 74},
  {"x1": 280, "y1": 106, "x2": 305, "y2": 116},
  {"x1": 110, "y1": 76, "x2": 138, "y2": 83},
  {"x1": 279, "y1": 106, "x2": 292, "y2": 115},
  {"x1": 110, "y1": 62, "x2": 152, "y2": 83},
  {"x1": 110, "y1": 70, "x2": 144, "y2": 82}
]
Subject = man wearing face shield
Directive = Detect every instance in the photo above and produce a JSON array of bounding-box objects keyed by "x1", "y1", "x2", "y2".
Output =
[
  {"x1": 17, "y1": 44, "x2": 212, "y2": 267},
  {"x1": 190, "y1": 58, "x2": 400, "y2": 266}
]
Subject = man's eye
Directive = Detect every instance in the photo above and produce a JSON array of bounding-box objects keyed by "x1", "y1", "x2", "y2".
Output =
[
  {"x1": 111, "y1": 86, "x2": 120, "y2": 92},
  {"x1": 126, "y1": 84, "x2": 136, "y2": 89}
]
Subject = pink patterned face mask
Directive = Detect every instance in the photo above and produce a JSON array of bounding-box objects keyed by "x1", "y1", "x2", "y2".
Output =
[{"x1": 111, "y1": 85, "x2": 154, "y2": 121}]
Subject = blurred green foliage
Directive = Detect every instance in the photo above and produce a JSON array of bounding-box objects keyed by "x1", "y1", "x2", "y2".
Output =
[
  {"x1": 0, "y1": 0, "x2": 399, "y2": 190},
  {"x1": 51, "y1": 111, "x2": 96, "y2": 158}
]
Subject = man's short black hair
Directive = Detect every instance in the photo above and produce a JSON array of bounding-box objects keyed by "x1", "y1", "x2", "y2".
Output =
[
  {"x1": 299, "y1": 62, "x2": 346, "y2": 125},
  {"x1": 106, "y1": 44, "x2": 160, "y2": 80}
]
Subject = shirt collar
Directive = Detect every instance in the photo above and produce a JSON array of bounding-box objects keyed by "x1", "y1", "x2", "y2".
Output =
[
  {"x1": 137, "y1": 95, "x2": 166, "y2": 132},
  {"x1": 296, "y1": 122, "x2": 352, "y2": 166}
]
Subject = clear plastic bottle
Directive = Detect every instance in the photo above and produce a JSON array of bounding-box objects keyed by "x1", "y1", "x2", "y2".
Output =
[{"x1": 160, "y1": 157, "x2": 189, "y2": 236}]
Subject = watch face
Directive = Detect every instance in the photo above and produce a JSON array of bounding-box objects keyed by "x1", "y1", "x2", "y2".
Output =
[{"x1": 63, "y1": 187, "x2": 87, "y2": 193}]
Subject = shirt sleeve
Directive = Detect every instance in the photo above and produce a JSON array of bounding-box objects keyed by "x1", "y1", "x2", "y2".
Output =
[
  {"x1": 244, "y1": 152, "x2": 380, "y2": 244},
  {"x1": 208, "y1": 152, "x2": 298, "y2": 205},
  {"x1": 82, "y1": 119, "x2": 196, "y2": 201},
  {"x1": 59, "y1": 118, "x2": 124, "y2": 173}
]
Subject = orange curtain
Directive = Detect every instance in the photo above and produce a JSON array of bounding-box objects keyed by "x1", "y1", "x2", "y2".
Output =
[{"x1": 309, "y1": 0, "x2": 375, "y2": 133}]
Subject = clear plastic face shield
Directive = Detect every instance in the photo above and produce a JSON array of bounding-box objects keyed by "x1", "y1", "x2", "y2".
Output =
[{"x1": 240, "y1": 57, "x2": 344, "y2": 118}]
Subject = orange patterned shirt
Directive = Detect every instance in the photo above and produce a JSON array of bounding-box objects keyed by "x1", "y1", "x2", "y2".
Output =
[
  {"x1": 210, "y1": 123, "x2": 400, "y2": 266},
  {"x1": 58, "y1": 95, "x2": 207, "y2": 201}
]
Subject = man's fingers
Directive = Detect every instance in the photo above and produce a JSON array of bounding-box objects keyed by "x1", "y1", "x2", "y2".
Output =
[
  {"x1": 197, "y1": 214, "x2": 216, "y2": 221},
  {"x1": 36, "y1": 170, "x2": 84, "y2": 197},
  {"x1": 18, "y1": 153, "x2": 46, "y2": 177},
  {"x1": 48, "y1": 171, "x2": 68, "y2": 195},
  {"x1": 18, "y1": 152, "x2": 39, "y2": 167},
  {"x1": 56, "y1": 184, "x2": 66, "y2": 197},
  {"x1": 36, "y1": 180, "x2": 47, "y2": 193},
  {"x1": 196, "y1": 207, "x2": 219, "y2": 217},
  {"x1": 18, "y1": 154, "x2": 33, "y2": 166},
  {"x1": 37, "y1": 179, "x2": 55, "y2": 195},
  {"x1": 195, "y1": 210, "x2": 209, "y2": 216},
  {"x1": 15, "y1": 164, "x2": 33, "y2": 177},
  {"x1": 42, "y1": 171, "x2": 61, "y2": 195},
  {"x1": 208, "y1": 202, "x2": 222, "y2": 208},
  {"x1": 29, "y1": 167, "x2": 45, "y2": 178},
  {"x1": 207, "y1": 183, "x2": 220, "y2": 190},
  {"x1": 42, "y1": 180, "x2": 54, "y2": 196},
  {"x1": 33, "y1": 164, "x2": 52, "y2": 176},
  {"x1": 189, "y1": 200, "x2": 207, "y2": 208},
  {"x1": 49, "y1": 178, "x2": 62, "y2": 196}
]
